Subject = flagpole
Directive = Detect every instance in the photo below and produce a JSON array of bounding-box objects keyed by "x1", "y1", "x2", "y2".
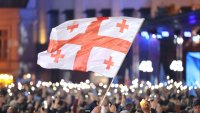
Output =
[
  {"x1": 99, "y1": 18, "x2": 144, "y2": 106},
  {"x1": 100, "y1": 76, "x2": 116, "y2": 106}
]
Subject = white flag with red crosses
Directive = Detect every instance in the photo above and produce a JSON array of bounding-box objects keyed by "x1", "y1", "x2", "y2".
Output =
[{"x1": 37, "y1": 17, "x2": 144, "y2": 78}]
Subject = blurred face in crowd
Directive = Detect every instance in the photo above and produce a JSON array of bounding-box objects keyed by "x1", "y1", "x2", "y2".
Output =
[
  {"x1": 7, "y1": 106, "x2": 16, "y2": 113},
  {"x1": 28, "y1": 94, "x2": 33, "y2": 101},
  {"x1": 0, "y1": 95, "x2": 4, "y2": 105},
  {"x1": 126, "y1": 104, "x2": 133, "y2": 111},
  {"x1": 193, "y1": 105, "x2": 200, "y2": 113},
  {"x1": 7, "y1": 107, "x2": 12, "y2": 113},
  {"x1": 64, "y1": 94, "x2": 72, "y2": 104},
  {"x1": 18, "y1": 96, "x2": 25, "y2": 104}
]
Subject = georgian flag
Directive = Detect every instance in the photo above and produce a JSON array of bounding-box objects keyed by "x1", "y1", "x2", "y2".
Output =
[{"x1": 37, "y1": 17, "x2": 144, "y2": 78}]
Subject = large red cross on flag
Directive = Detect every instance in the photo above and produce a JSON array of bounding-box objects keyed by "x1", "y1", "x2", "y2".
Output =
[{"x1": 37, "y1": 17, "x2": 144, "y2": 78}]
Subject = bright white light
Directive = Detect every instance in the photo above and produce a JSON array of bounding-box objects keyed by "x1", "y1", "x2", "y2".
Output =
[
  {"x1": 152, "y1": 34, "x2": 156, "y2": 38},
  {"x1": 177, "y1": 37, "x2": 184, "y2": 44},
  {"x1": 114, "y1": 89, "x2": 118, "y2": 93},
  {"x1": 170, "y1": 60, "x2": 184, "y2": 71},
  {"x1": 139, "y1": 60, "x2": 153, "y2": 72},
  {"x1": 37, "y1": 81, "x2": 41, "y2": 85},
  {"x1": 170, "y1": 79, "x2": 174, "y2": 83},
  {"x1": 114, "y1": 84, "x2": 119, "y2": 88},
  {"x1": 155, "y1": 85, "x2": 159, "y2": 89},
  {"x1": 167, "y1": 76, "x2": 170, "y2": 80},
  {"x1": 7, "y1": 89, "x2": 11, "y2": 93},
  {"x1": 162, "y1": 31, "x2": 169, "y2": 37},
  {"x1": 141, "y1": 31, "x2": 150, "y2": 40},
  {"x1": 140, "y1": 84, "x2": 143, "y2": 88},
  {"x1": 53, "y1": 87, "x2": 57, "y2": 91},
  {"x1": 31, "y1": 87, "x2": 35, "y2": 91},
  {"x1": 23, "y1": 73, "x2": 31, "y2": 79},
  {"x1": 9, "y1": 93, "x2": 13, "y2": 96},
  {"x1": 60, "y1": 79, "x2": 65, "y2": 86},
  {"x1": 103, "y1": 85, "x2": 107, "y2": 89},
  {"x1": 184, "y1": 31, "x2": 191, "y2": 37},
  {"x1": 132, "y1": 79, "x2": 138, "y2": 84},
  {"x1": 131, "y1": 89, "x2": 135, "y2": 92},
  {"x1": 159, "y1": 83, "x2": 163, "y2": 88},
  {"x1": 18, "y1": 82, "x2": 23, "y2": 90},
  {"x1": 106, "y1": 92, "x2": 111, "y2": 96},
  {"x1": 85, "y1": 79, "x2": 90, "y2": 84},
  {"x1": 44, "y1": 100, "x2": 48, "y2": 109},
  {"x1": 192, "y1": 35, "x2": 200, "y2": 43},
  {"x1": 174, "y1": 35, "x2": 178, "y2": 38},
  {"x1": 146, "y1": 81, "x2": 151, "y2": 87},
  {"x1": 30, "y1": 82, "x2": 33, "y2": 86},
  {"x1": 99, "y1": 83, "x2": 103, "y2": 87},
  {"x1": 111, "y1": 84, "x2": 115, "y2": 88},
  {"x1": 55, "y1": 82, "x2": 59, "y2": 87},
  {"x1": 63, "y1": 87, "x2": 69, "y2": 92}
]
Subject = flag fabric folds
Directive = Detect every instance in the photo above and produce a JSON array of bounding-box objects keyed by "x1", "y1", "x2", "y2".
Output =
[{"x1": 37, "y1": 17, "x2": 144, "y2": 78}]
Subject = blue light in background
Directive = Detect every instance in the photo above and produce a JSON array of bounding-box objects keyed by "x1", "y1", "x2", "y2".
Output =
[
  {"x1": 184, "y1": 31, "x2": 192, "y2": 37},
  {"x1": 186, "y1": 52, "x2": 200, "y2": 87},
  {"x1": 141, "y1": 31, "x2": 150, "y2": 40},
  {"x1": 161, "y1": 31, "x2": 169, "y2": 37},
  {"x1": 189, "y1": 15, "x2": 196, "y2": 24},
  {"x1": 156, "y1": 34, "x2": 162, "y2": 39},
  {"x1": 151, "y1": 34, "x2": 156, "y2": 38}
]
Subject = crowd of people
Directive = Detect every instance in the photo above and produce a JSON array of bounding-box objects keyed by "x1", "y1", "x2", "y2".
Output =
[{"x1": 0, "y1": 78, "x2": 199, "y2": 113}]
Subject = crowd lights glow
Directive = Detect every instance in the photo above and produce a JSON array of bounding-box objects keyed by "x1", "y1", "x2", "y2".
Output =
[
  {"x1": 85, "y1": 79, "x2": 90, "y2": 84},
  {"x1": 23, "y1": 73, "x2": 31, "y2": 79},
  {"x1": 111, "y1": 84, "x2": 115, "y2": 88},
  {"x1": 99, "y1": 83, "x2": 103, "y2": 87},
  {"x1": 166, "y1": 76, "x2": 170, "y2": 80},
  {"x1": 18, "y1": 82, "x2": 23, "y2": 90},
  {"x1": 3, "y1": 75, "x2": 200, "y2": 98},
  {"x1": 31, "y1": 86, "x2": 35, "y2": 91}
]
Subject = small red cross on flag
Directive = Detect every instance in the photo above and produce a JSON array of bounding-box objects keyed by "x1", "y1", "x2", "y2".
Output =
[
  {"x1": 67, "y1": 23, "x2": 79, "y2": 32},
  {"x1": 104, "y1": 56, "x2": 114, "y2": 70},
  {"x1": 37, "y1": 17, "x2": 144, "y2": 78},
  {"x1": 116, "y1": 19, "x2": 129, "y2": 33},
  {"x1": 51, "y1": 50, "x2": 64, "y2": 63}
]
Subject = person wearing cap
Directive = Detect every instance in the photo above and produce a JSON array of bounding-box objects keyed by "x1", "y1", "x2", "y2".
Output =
[{"x1": 193, "y1": 99, "x2": 200, "y2": 113}]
